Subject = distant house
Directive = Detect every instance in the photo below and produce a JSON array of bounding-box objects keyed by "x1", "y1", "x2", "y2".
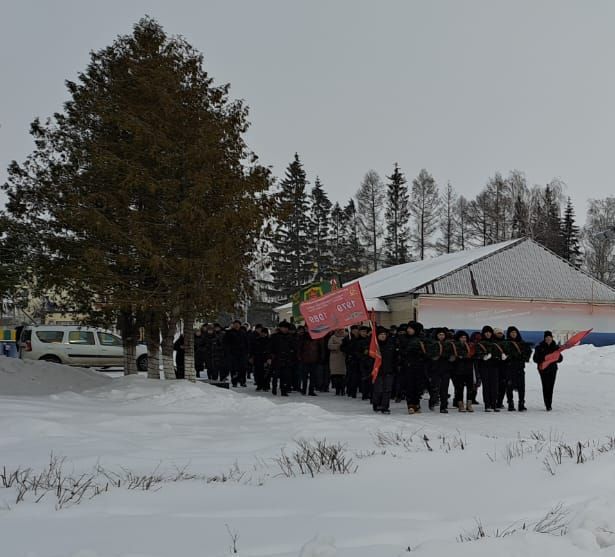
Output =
[{"x1": 276, "y1": 238, "x2": 615, "y2": 345}]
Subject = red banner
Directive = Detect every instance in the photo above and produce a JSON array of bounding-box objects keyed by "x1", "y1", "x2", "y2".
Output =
[
  {"x1": 369, "y1": 311, "x2": 382, "y2": 383},
  {"x1": 299, "y1": 283, "x2": 369, "y2": 339},
  {"x1": 539, "y1": 329, "x2": 593, "y2": 371}
]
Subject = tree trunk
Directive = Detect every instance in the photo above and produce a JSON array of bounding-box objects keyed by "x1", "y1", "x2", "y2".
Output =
[
  {"x1": 183, "y1": 313, "x2": 196, "y2": 382},
  {"x1": 123, "y1": 340, "x2": 137, "y2": 375},
  {"x1": 161, "y1": 314, "x2": 178, "y2": 380},
  {"x1": 145, "y1": 311, "x2": 161, "y2": 380}
]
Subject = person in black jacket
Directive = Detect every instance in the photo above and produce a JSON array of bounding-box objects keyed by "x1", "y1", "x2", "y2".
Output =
[
  {"x1": 505, "y1": 326, "x2": 533, "y2": 411},
  {"x1": 224, "y1": 320, "x2": 250, "y2": 387},
  {"x1": 475, "y1": 326, "x2": 502, "y2": 412},
  {"x1": 194, "y1": 327, "x2": 206, "y2": 379},
  {"x1": 357, "y1": 326, "x2": 374, "y2": 401},
  {"x1": 269, "y1": 321, "x2": 297, "y2": 396},
  {"x1": 251, "y1": 327, "x2": 271, "y2": 391},
  {"x1": 203, "y1": 323, "x2": 224, "y2": 381},
  {"x1": 372, "y1": 326, "x2": 397, "y2": 414},
  {"x1": 173, "y1": 334, "x2": 185, "y2": 379},
  {"x1": 341, "y1": 326, "x2": 361, "y2": 398},
  {"x1": 451, "y1": 330, "x2": 475, "y2": 412},
  {"x1": 398, "y1": 321, "x2": 427, "y2": 414},
  {"x1": 533, "y1": 330, "x2": 563, "y2": 411}
]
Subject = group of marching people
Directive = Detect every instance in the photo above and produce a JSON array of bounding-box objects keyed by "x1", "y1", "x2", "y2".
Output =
[{"x1": 176, "y1": 319, "x2": 563, "y2": 414}]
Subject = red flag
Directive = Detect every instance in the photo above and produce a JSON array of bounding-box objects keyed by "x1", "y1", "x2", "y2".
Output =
[
  {"x1": 369, "y1": 311, "x2": 382, "y2": 383},
  {"x1": 539, "y1": 329, "x2": 592, "y2": 371},
  {"x1": 300, "y1": 283, "x2": 369, "y2": 339}
]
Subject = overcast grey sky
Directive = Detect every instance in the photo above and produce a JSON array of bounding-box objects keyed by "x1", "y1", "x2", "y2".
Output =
[{"x1": 1, "y1": 0, "x2": 614, "y2": 219}]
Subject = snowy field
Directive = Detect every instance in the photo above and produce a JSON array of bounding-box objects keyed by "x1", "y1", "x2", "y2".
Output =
[{"x1": 1, "y1": 346, "x2": 615, "y2": 557}]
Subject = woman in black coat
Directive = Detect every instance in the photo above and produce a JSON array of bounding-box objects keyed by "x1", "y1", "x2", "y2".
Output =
[{"x1": 532, "y1": 330, "x2": 563, "y2": 411}]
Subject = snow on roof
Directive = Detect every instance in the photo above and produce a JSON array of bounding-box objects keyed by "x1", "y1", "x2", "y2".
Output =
[{"x1": 353, "y1": 239, "x2": 522, "y2": 299}]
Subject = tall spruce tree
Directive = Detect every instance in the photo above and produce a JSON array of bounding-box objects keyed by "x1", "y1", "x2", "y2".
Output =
[
  {"x1": 384, "y1": 163, "x2": 410, "y2": 265},
  {"x1": 561, "y1": 197, "x2": 581, "y2": 266},
  {"x1": 342, "y1": 200, "x2": 366, "y2": 281},
  {"x1": 330, "y1": 202, "x2": 346, "y2": 269},
  {"x1": 436, "y1": 181, "x2": 457, "y2": 254},
  {"x1": 356, "y1": 170, "x2": 385, "y2": 271},
  {"x1": 308, "y1": 177, "x2": 333, "y2": 276},
  {"x1": 455, "y1": 195, "x2": 470, "y2": 251},
  {"x1": 269, "y1": 154, "x2": 312, "y2": 298},
  {"x1": 2, "y1": 17, "x2": 272, "y2": 379},
  {"x1": 540, "y1": 185, "x2": 564, "y2": 255},
  {"x1": 410, "y1": 169, "x2": 440, "y2": 260}
]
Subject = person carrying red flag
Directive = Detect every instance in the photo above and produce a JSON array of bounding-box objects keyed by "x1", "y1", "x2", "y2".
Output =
[
  {"x1": 532, "y1": 331, "x2": 563, "y2": 411},
  {"x1": 371, "y1": 326, "x2": 396, "y2": 414}
]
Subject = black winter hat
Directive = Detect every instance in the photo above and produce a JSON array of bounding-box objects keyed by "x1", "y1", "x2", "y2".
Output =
[
  {"x1": 507, "y1": 326, "x2": 522, "y2": 340},
  {"x1": 454, "y1": 330, "x2": 469, "y2": 340},
  {"x1": 359, "y1": 325, "x2": 371, "y2": 332},
  {"x1": 434, "y1": 327, "x2": 447, "y2": 338},
  {"x1": 544, "y1": 330, "x2": 553, "y2": 339},
  {"x1": 376, "y1": 326, "x2": 388, "y2": 335},
  {"x1": 481, "y1": 325, "x2": 494, "y2": 335},
  {"x1": 350, "y1": 325, "x2": 359, "y2": 330},
  {"x1": 278, "y1": 320, "x2": 291, "y2": 329},
  {"x1": 407, "y1": 321, "x2": 424, "y2": 334}
]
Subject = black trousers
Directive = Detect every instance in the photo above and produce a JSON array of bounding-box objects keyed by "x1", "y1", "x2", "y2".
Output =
[
  {"x1": 254, "y1": 357, "x2": 269, "y2": 389},
  {"x1": 331, "y1": 375, "x2": 346, "y2": 395},
  {"x1": 427, "y1": 363, "x2": 450, "y2": 410},
  {"x1": 539, "y1": 368, "x2": 557, "y2": 409},
  {"x1": 230, "y1": 357, "x2": 247, "y2": 386},
  {"x1": 346, "y1": 360, "x2": 360, "y2": 398},
  {"x1": 496, "y1": 363, "x2": 509, "y2": 407},
  {"x1": 452, "y1": 370, "x2": 473, "y2": 404},
  {"x1": 506, "y1": 365, "x2": 526, "y2": 406},
  {"x1": 372, "y1": 374, "x2": 394, "y2": 411},
  {"x1": 205, "y1": 359, "x2": 220, "y2": 381},
  {"x1": 300, "y1": 363, "x2": 321, "y2": 394},
  {"x1": 404, "y1": 362, "x2": 425, "y2": 408},
  {"x1": 360, "y1": 360, "x2": 373, "y2": 400},
  {"x1": 480, "y1": 361, "x2": 499, "y2": 410},
  {"x1": 272, "y1": 366, "x2": 292, "y2": 395}
]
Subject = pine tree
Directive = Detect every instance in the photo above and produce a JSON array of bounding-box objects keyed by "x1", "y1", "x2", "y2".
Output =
[
  {"x1": 308, "y1": 177, "x2": 333, "y2": 276},
  {"x1": 410, "y1": 169, "x2": 440, "y2": 259},
  {"x1": 561, "y1": 197, "x2": 581, "y2": 266},
  {"x1": 342, "y1": 200, "x2": 366, "y2": 281},
  {"x1": 384, "y1": 163, "x2": 411, "y2": 265},
  {"x1": 269, "y1": 154, "x2": 312, "y2": 299},
  {"x1": 356, "y1": 170, "x2": 385, "y2": 271},
  {"x1": 330, "y1": 202, "x2": 347, "y2": 270},
  {"x1": 455, "y1": 195, "x2": 470, "y2": 250},
  {"x1": 2, "y1": 17, "x2": 272, "y2": 379},
  {"x1": 436, "y1": 181, "x2": 457, "y2": 254},
  {"x1": 541, "y1": 185, "x2": 564, "y2": 255}
]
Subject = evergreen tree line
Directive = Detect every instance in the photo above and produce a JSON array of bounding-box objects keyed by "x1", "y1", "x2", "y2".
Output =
[
  {"x1": 0, "y1": 18, "x2": 273, "y2": 379},
  {"x1": 266, "y1": 157, "x2": 615, "y2": 300}
]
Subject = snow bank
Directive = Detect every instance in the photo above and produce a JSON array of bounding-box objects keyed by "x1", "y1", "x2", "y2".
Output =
[
  {"x1": 0, "y1": 356, "x2": 112, "y2": 396},
  {"x1": 1, "y1": 345, "x2": 615, "y2": 557}
]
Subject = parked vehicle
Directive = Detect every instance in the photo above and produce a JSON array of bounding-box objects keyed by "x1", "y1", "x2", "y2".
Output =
[{"x1": 18, "y1": 325, "x2": 148, "y2": 371}]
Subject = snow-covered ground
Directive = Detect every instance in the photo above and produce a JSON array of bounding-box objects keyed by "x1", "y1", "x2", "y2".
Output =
[{"x1": 1, "y1": 346, "x2": 615, "y2": 557}]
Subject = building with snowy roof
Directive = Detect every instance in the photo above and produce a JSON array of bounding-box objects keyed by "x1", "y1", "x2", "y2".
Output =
[{"x1": 275, "y1": 237, "x2": 615, "y2": 345}]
